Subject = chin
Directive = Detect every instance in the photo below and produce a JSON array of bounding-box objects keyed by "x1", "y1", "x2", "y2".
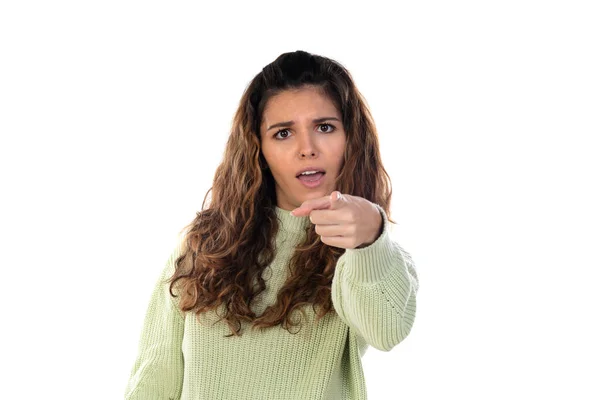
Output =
[{"x1": 305, "y1": 191, "x2": 326, "y2": 199}]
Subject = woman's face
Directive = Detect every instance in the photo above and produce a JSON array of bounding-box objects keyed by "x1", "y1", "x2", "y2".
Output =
[{"x1": 260, "y1": 86, "x2": 346, "y2": 211}]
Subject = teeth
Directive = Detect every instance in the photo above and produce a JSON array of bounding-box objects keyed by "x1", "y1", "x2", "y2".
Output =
[{"x1": 301, "y1": 171, "x2": 319, "y2": 175}]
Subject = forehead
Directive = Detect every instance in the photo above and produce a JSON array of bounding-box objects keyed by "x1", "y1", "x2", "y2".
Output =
[{"x1": 261, "y1": 87, "x2": 340, "y2": 128}]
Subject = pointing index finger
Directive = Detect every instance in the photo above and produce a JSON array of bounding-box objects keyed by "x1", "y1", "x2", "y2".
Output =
[{"x1": 290, "y1": 195, "x2": 332, "y2": 216}]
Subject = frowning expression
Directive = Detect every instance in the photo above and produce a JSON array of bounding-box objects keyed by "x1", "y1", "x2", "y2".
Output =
[{"x1": 260, "y1": 86, "x2": 347, "y2": 211}]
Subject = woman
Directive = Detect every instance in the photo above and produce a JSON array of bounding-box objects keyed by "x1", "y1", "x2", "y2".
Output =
[{"x1": 125, "y1": 50, "x2": 419, "y2": 400}]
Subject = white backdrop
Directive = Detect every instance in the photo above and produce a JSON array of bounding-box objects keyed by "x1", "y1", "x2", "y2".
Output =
[{"x1": 1, "y1": 1, "x2": 598, "y2": 399}]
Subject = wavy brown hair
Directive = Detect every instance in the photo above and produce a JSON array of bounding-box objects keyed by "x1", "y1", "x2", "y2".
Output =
[{"x1": 168, "y1": 50, "x2": 395, "y2": 337}]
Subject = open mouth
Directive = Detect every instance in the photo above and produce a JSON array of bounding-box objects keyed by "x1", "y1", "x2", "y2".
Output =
[
  {"x1": 297, "y1": 171, "x2": 325, "y2": 182},
  {"x1": 296, "y1": 171, "x2": 326, "y2": 188}
]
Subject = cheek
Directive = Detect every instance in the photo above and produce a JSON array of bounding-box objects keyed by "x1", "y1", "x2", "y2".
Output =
[
  {"x1": 332, "y1": 138, "x2": 346, "y2": 164},
  {"x1": 261, "y1": 145, "x2": 275, "y2": 168},
  {"x1": 262, "y1": 147, "x2": 287, "y2": 177},
  {"x1": 265, "y1": 142, "x2": 292, "y2": 160}
]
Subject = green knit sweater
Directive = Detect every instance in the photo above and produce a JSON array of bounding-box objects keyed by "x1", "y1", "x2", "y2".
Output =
[{"x1": 124, "y1": 204, "x2": 419, "y2": 400}]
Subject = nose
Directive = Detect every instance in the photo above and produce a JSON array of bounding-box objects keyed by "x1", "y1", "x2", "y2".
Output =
[
  {"x1": 297, "y1": 130, "x2": 318, "y2": 159},
  {"x1": 299, "y1": 150, "x2": 316, "y2": 158}
]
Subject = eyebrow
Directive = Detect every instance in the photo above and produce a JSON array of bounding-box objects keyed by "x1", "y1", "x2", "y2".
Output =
[{"x1": 266, "y1": 117, "x2": 341, "y2": 132}]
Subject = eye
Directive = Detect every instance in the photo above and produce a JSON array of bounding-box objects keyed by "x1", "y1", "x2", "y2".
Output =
[
  {"x1": 318, "y1": 123, "x2": 336, "y2": 133},
  {"x1": 273, "y1": 123, "x2": 336, "y2": 140},
  {"x1": 273, "y1": 129, "x2": 291, "y2": 140}
]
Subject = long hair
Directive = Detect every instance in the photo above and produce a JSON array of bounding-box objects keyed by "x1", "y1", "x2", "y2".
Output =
[{"x1": 168, "y1": 50, "x2": 394, "y2": 337}]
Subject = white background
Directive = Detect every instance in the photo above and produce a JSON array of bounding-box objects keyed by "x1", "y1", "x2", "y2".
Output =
[{"x1": 1, "y1": 1, "x2": 598, "y2": 399}]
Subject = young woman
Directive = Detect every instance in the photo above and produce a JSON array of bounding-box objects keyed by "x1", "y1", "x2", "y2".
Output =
[{"x1": 125, "y1": 50, "x2": 419, "y2": 400}]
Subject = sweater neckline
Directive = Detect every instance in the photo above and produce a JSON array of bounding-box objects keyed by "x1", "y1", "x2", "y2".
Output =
[{"x1": 274, "y1": 206, "x2": 311, "y2": 233}]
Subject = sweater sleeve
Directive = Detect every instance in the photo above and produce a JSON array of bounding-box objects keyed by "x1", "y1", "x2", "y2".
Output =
[
  {"x1": 124, "y1": 245, "x2": 185, "y2": 400},
  {"x1": 331, "y1": 204, "x2": 419, "y2": 352}
]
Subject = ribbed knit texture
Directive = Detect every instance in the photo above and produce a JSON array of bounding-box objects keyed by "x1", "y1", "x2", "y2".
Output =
[{"x1": 124, "y1": 204, "x2": 419, "y2": 400}]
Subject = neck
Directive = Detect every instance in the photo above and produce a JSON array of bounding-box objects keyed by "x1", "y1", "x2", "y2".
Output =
[{"x1": 274, "y1": 205, "x2": 311, "y2": 233}]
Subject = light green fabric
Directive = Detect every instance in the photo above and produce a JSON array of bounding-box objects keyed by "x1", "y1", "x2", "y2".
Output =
[{"x1": 125, "y1": 204, "x2": 419, "y2": 400}]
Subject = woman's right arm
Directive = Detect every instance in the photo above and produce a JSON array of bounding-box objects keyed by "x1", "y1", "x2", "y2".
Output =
[{"x1": 124, "y1": 246, "x2": 185, "y2": 400}]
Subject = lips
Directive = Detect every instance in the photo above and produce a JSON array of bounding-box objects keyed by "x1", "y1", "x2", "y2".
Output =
[
  {"x1": 297, "y1": 171, "x2": 325, "y2": 188},
  {"x1": 297, "y1": 172, "x2": 325, "y2": 182},
  {"x1": 295, "y1": 167, "x2": 326, "y2": 178}
]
